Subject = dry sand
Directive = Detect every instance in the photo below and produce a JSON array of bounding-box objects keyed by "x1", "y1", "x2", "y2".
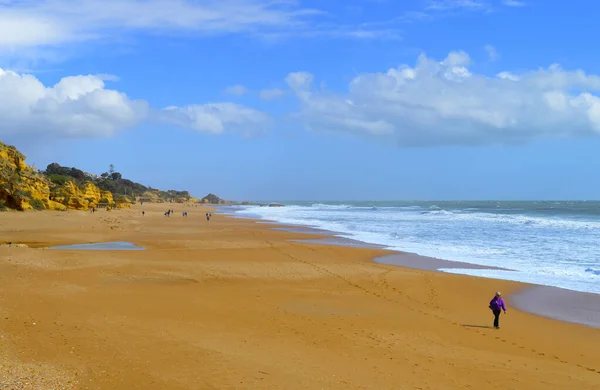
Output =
[{"x1": 0, "y1": 203, "x2": 599, "y2": 389}]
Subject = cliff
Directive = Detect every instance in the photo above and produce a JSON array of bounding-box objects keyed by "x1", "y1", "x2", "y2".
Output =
[
  {"x1": 0, "y1": 142, "x2": 55, "y2": 211},
  {"x1": 49, "y1": 181, "x2": 116, "y2": 210},
  {"x1": 0, "y1": 141, "x2": 198, "y2": 211}
]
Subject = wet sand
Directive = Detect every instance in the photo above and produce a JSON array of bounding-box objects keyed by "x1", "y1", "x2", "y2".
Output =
[
  {"x1": 0, "y1": 204, "x2": 599, "y2": 389},
  {"x1": 259, "y1": 222, "x2": 599, "y2": 329},
  {"x1": 375, "y1": 253, "x2": 511, "y2": 271},
  {"x1": 512, "y1": 286, "x2": 600, "y2": 328}
]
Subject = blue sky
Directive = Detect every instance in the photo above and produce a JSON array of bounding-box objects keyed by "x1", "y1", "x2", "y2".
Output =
[{"x1": 2, "y1": 0, "x2": 600, "y2": 201}]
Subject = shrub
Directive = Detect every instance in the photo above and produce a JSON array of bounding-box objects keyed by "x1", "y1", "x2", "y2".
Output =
[
  {"x1": 29, "y1": 198, "x2": 45, "y2": 211},
  {"x1": 114, "y1": 194, "x2": 126, "y2": 202},
  {"x1": 0, "y1": 200, "x2": 7, "y2": 211},
  {"x1": 48, "y1": 174, "x2": 71, "y2": 185},
  {"x1": 14, "y1": 190, "x2": 32, "y2": 199}
]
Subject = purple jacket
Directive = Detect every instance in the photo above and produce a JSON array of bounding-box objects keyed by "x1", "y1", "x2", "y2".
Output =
[{"x1": 489, "y1": 296, "x2": 506, "y2": 312}]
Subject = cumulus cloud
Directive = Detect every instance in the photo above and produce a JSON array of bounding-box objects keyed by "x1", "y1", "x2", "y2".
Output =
[
  {"x1": 286, "y1": 51, "x2": 600, "y2": 146},
  {"x1": 223, "y1": 84, "x2": 249, "y2": 97},
  {"x1": 0, "y1": 69, "x2": 148, "y2": 139},
  {"x1": 259, "y1": 88, "x2": 287, "y2": 100},
  {"x1": 0, "y1": 68, "x2": 269, "y2": 140},
  {"x1": 159, "y1": 103, "x2": 270, "y2": 135}
]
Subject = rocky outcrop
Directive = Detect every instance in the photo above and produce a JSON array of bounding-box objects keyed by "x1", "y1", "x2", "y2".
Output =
[
  {"x1": 49, "y1": 181, "x2": 116, "y2": 210},
  {"x1": 201, "y1": 193, "x2": 227, "y2": 204},
  {"x1": 0, "y1": 141, "x2": 52, "y2": 211}
]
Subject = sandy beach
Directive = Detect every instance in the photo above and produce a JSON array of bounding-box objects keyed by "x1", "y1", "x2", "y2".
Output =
[{"x1": 1, "y1": 204, "x2": 599, "y2": 389}]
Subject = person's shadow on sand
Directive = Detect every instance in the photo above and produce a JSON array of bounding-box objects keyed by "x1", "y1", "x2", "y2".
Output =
[{"x1": 461, "y1": 324, "x2": 493, "y2": 329}]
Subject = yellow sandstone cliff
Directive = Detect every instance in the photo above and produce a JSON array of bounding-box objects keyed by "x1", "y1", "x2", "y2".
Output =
[
  {"x1": 49, "y1": 181, "x2": 115, "y2": 210},
  {"x1": 0, "y1": 141, "x2": 120, "y2": 211},
  {"x1": 1, "y1": 141, "x2": 197, "y2": 211},
  {"x1": 0, "y1": 142, "x2": 54, "y2": 211}
]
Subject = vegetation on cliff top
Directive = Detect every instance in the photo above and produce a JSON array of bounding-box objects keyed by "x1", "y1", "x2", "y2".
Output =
[
  {"x1": 0, "y1": 140, "x2": 209, "y2": 211},
  {"x1": 44, "y1": 162, "x2": 192, "y2": 202}
]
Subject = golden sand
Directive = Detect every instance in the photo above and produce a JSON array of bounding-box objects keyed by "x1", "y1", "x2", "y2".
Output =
[{"x1": 0, "y1": 203, "x2": 598, "y2": 389}]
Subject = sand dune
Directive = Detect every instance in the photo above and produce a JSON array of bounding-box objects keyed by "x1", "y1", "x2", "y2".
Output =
[{"x1": 0, "y1": 203, "x2": 598, "y2": 389}]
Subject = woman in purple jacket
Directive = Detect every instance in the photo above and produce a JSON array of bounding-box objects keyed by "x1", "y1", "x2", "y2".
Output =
[{"x1": 489, "y1": 292, "x2": 507, "y2": 329}]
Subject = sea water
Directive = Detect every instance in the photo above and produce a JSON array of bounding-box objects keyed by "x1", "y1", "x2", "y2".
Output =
[{"x1": 231, "y1": 201, "x2": 600, "y2": 294}]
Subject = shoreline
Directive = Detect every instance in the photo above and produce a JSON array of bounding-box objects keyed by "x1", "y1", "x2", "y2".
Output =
[
  {"x1": 220, "y1": 209, "x2": 600, "y2": 329},
  {"x1": 1, "y1": 204, "x2": 599, "y2": 389}
]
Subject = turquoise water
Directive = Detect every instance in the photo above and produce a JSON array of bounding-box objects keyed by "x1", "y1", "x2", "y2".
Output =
[
  {"x1": 50, "y1": 242, "x2": 145, "y2": 250},
  {"x1": 232, "y1": 201, "x2": 600, "y2": 294}
]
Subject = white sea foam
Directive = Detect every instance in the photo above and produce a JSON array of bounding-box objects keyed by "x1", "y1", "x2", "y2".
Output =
[{"x1": 232, "y1": 202, "x2": 600, "y2": 294}]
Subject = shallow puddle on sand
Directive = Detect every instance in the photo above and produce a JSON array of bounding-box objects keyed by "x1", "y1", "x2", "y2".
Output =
[{"x1": 49, "y1": 241, "x2": 145, "y2": 250}]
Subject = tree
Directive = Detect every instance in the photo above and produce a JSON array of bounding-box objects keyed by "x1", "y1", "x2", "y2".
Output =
[
  {"x1": 101, "y1": 172, "x2": 109, "y2": 178},
  {"x1": 110, "y1": 172, "x2": 122, "y2": 180},
  {"x1": 109, "y1": 164, "x2": 115, "y2": 175},
  {"x1": 69, "y1": 167, "x2": 86, "y2": 181}
]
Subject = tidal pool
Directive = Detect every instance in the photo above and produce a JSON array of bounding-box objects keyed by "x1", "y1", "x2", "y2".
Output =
[{"x1": 49, "y1": 241, "x2": 145, "y2": 251}]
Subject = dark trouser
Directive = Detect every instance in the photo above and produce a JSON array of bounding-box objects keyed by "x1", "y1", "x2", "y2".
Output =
[{"x1": 493, "y1": 310, "x2": 501, "y2": 328}]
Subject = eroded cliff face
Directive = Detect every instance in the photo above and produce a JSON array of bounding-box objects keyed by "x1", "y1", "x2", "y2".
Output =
[
  {"x1": 0, "y1": 142, "x2": 53, "y2": 211},
  {"x1": 49, "y1": 181, "x2": 116, "y2": 210},
  {"x1": 1, "y1": 141, "x2": 194, "y2": 211},
  {"x1": 0, "y1": 141, "x2": 119, "y2": 211}
]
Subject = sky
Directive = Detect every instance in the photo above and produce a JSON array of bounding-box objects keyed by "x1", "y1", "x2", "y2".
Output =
[{"x1": 1, "y1": 0, "x2": 600, "y2": 201}]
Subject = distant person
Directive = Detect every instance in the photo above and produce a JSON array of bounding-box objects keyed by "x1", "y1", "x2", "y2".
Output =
[
  {"x1": 206, "y1": 212, "x2": 210, "y2": 222},
  {"x1": 489, "y1": 292, "x2": 507, "y2": 329},
  {"x1": 142, "y1": 211, "x2": 145, "y2": 216}
]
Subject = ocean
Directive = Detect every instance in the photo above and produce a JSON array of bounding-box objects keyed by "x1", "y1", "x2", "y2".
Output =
[{"x1": 231, "y1": 201, "x2": 600, "y2": 295}]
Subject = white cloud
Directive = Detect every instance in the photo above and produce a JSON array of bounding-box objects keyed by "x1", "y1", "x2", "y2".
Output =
[
  {"x1": 285, "y1": 72, "x2": 314, "y2": 100},
  {"x1": 427, "y1": 0, "x2": 488, "y2": 11},
  {"x1": 502, "y1": 0, "x2": 525, "y2": 6},
  {"x1": 259, "y1": 88, "x2": 286, "y2": 100},
  {"x1": 0, "y1": 0, "x2": 399, "y2": 55},
  {"x1": 484, "y1": 44, "x2": 498, "y2": 61},
  {"x1": 400, "y1": 0, "x2": 525, "y2": 23},
  {"x1": 224, "y1": 84, "x2": 249, "y2": 97},
  {"x1": 0, "y1": 68, "x2": 269, "y2": 140},
  {"x1": 286, "y1": 51, "x2": 600, "y2": 146},
  {"x1": 0, "y1": 69, "x2": 147, "y2": 139},
  {"x1": 497, "y1": 71, "x2": 519, "y2": 81},
  {"x1": 160, "y1": 103, "x2": 270, "y2": 135}
]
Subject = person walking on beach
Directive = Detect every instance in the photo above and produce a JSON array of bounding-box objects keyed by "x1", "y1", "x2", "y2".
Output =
[{"x1": 489, "y1": 292, "x2": 507, "y2": 329}]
